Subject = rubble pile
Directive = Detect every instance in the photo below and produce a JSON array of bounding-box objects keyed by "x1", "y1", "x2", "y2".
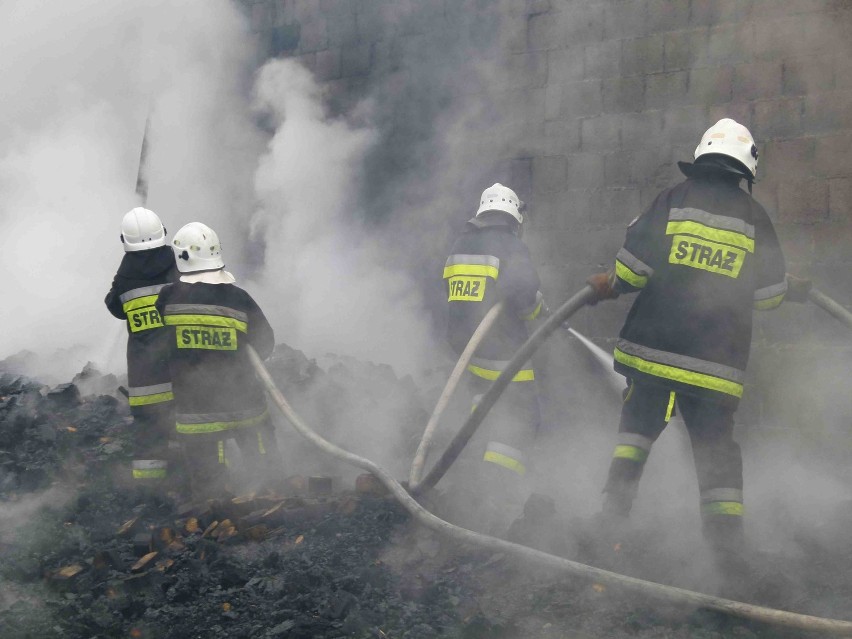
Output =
[{"x1": 2, "y1": 347, "x2": 852, "y2": 638}]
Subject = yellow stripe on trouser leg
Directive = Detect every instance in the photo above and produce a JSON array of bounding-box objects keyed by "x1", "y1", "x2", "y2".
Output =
[
  {"x1": 218, "y1": 440, "x2": 229, "y2": 466},
  {"x1": 613, "y1": 445, "x2": 649, "y2": 462},
  {"x1": 258, "y1": 431, "x2": 266, "y2": 455},
  {"x1": 483, "y1": 441, "x2": 527, "y2": 476},
  {"x1": 132, "y1": 460, "x2": 168, "y2": 480},
  {"x1": 702, "y1": 501, "x2": 744, "y2": 516},
  {"x1": 664, "y1": 391, "x2": 676, "y2": 422}
]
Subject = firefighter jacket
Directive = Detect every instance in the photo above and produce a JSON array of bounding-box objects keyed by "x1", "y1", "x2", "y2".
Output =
[
  {"x1": 104, "y1": 245, "x2": 178, "y2": 414},
  {"x1": 155, "y1": 280, "x2": 275, "y2": 437},
  {"x1": 611, "y1": 170, "x2": 787, "y2": 407},
  {"x1": 444, "y1": 215, "x2": 543, "y2": 382}
]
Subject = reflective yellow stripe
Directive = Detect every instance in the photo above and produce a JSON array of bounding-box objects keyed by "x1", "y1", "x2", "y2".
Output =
[
  {"x1": 521, "y1": 301, "x2": 542, "y2": 321},
  {"x1": 702, "y1": 501, "x2": 744, "y2": 516},
  {"x1": 754, "y1": 294, "x2": 785, "y2": 310},
  {"x1": 467, "y1": 364, "x2": 535, "y2": 382},
  {"x1": 177, "y1": 412, "x2": 268, "y2": 435},
  {"x1": 614, "y1": 348, "x2": 743, "y2": 398},
  {"x1": 132, "y1": 468, "x2": 167, "y2": 479},
  {"x1": 665, "y1": 220, "x2": 755, "y2": 253},
  {"x1": 443, "y1": 264, "x2": 499, "y2": 280},
  {"x1": 218, "y1": 440, "x2": 226, "y2": 465},
  {"x1": 128, "y1": 391, "x2": 174, "y2": 407},
  {"x1": 123, "y1": 295, "x2": 160, "y2": 312},
  {"x1": 664, "y1": 391, "x2": 676, "y2": 422},
  {"x1": 613, "y1": 445, "x2": 648, "y2": 463},
  {"x1": 164, "y1": 314, "x2": 247, "y2": 333},
  {"x1": 258, "y1": 431, "x2": 266, "y2": 455},
  {"x1": 616, "y1": 259, "x2": 648, "y2": 289},
  {"x1": 483, "y1": 450, "x2": 526, "y2": 476}
]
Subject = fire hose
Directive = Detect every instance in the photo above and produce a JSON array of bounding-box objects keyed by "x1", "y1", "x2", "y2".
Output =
[
  {"x1": 247, "y1": 343, "x2": 852, "y2": 635},
  {"x1": 409, "y1": 301, "x2": 505, "y2": 488},
  {"x1": 809, "y1": 287, "x2": 852, "y2": 330}
]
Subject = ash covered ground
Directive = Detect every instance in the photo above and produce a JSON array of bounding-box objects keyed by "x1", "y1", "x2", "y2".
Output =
[{"x1": 1, "y1": 345, "x2": 851, "y2": 639}]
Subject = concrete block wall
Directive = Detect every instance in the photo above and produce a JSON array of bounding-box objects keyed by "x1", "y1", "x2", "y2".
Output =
[{"x1": 240, "y1": 0, "x2": 852, "y2": 437}]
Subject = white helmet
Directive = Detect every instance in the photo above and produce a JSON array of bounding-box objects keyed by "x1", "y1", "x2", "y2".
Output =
[
  {"x1": 121, "y1": 207, "x2": 166, "y2": 252},
  {"x1": 476, "y1": 183, "x2": 524, "y2": 224},
  {"x1": 694, "y1": 118, "x2": 759, "y2": 179},
  {"x1": 171, "y1": 222, "x2": 225, "y2": 273}
]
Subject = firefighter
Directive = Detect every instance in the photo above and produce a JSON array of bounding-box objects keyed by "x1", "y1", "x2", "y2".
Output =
[
  {"x1": 155, "y1": 222, "x2": 282, "y2": 501},
  {"x1": 105, "y1": 207, "x2": 178, "y2": 491},
  {"x1": 443, "y1": 183, "x2": 545, "y2": 535},
  {"x1": 585, "y1": 118, "x2": 805, "y2": 584}
]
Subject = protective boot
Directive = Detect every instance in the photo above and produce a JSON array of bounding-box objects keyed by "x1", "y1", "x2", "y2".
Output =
[
  {"x1": 506, "y1": 493, "x2": 572, "y2": 556},
  {"x1": 705, "y1": 515, "x2": 752, "y2": 601}
]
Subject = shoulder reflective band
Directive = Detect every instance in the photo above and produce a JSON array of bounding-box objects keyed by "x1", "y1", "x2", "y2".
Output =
[
  {"x1": 468, "y1": 356, "x2": 534, "y2": 382},
  {"x1": 612, "y1": 433, "x2": 653, "y2": 463},
  {"x1": 614, "y1": 339, "x2": 744, "y2": 398},
  {"x1": 120, "y1": 284, "x2": 167, "y2": 305},
  {"x1": 132, "y1": 459, "x2": 168, "y2": 480},
  {"x1": 443, "y1": 254, "x2": 500, "y2": 281},
  {"x1": 483, "y1": 441, "x2": 527, "y2": 476},
  {"x1": 615, "y1": 248, "x2": 653, "y2": 289},
  {"x1": 667, "y1": 208, "x2": 755, "y2": 252},
  {"x1": 128, "y1": 383, "x2": 174, "y2": 407},
  {"x1": 176, "y1": 409, "x2": 268, "y2": 435},
  {"x1": 754, "y1": 280, "x2": 788, "y2": 310},
  {"x1": 668, "y1": 235, "x2": 746, "y2": 278}
]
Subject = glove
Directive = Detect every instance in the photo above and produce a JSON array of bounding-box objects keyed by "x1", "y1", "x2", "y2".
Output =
[
  {"x1": 785, "y1": 273, "x2": 812, "y2": 304},
  {"x1": 585, "y1": 270, "x2": 619, "y2": 305}
]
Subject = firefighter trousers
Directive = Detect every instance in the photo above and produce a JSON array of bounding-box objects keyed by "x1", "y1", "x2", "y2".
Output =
[
  {"x1": 603, "y1": 381, "x2": 744, "y2": 551},
  {"x1": 130, "y1": 407, "x2": 175, "y2": 484}
]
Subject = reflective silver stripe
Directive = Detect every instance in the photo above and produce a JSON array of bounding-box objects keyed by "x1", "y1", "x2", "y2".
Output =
[
  {"x1": 444, "y1": 254, "x2": 500, "y2": 269},
  {"x1": 132, "y1": 459, "x2": 168, "y2": 471},
  {"x1": 176, "y1": 408, "x2": 265, "y2": 424},
  {"x1": 120, "y1": 284, "x2": 167, "y2": 304},
  {"x1": 469, "y1": 355, "x2": 533, "y2": 372},
  {"x1": 128, "y1": 382, "x2": 173, "y2": 397},
  {"x1": 754, "y1": 279, "x2": 788, "y2": 302},
  {"x1": 701, "y1": 488, "x2": 743, "y2": 504},
  {"x1": 485, "y1": 441, "x2": 527, "y2": 465},
  {"x1": 616, "y1": 338, "x2": 745, "y2": 384},
  {"x1": 617, "y1": 433, "x2": 654, "y2": 452},
  {"x1": 163, "y1": 304, "x2": 248, "y2": 323},
  {"x1": 616, "y1": 248, "x2": 654, "y2": 278},
  {"x1": 668, "y1": 208, "x2": 755, "y2": 239}
]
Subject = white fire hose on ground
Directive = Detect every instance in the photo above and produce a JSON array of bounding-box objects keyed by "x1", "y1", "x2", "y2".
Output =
[{"x1": 247, "y1": 337, "x2": 852, "y2": 636}]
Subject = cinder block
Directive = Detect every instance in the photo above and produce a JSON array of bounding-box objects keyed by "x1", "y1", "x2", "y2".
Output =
[
  {"x1": 314, "y1": 48, "x2": 340, "y2": 80},
  {"x1": 828, "y1": 178, "x2": 852, "y2": 221},
  {"x1": 762, "y1": 137, "x2": 817, "y2": 181},
  {"x1": 340, "y1": 42, "x2": 371, "y2": 77},
  {"x1": 645, "y1": 0, "x2": 691, "y2": 33},
  {"x1": 605, "y1": 148, "x2": 671, "y2": 188},
  {"x1": 689, "y1": 0, "x2": 753, "y2": 27},
  {"x1": 580, "y1": 114, "x2": 621, "y2": 153},
  {"x1": 294, "y1": 0, "x2": 322, "y2": 24},
  {"x1": 353, "y1": 0, "x2": 387, "y2": 43},
  {"x1": 814, "y1": 133, "x2": 852, "y2": 179},
  {"x1": 321, "y1": 0, "x2": 358, "y2": 46},
  {"x1": 561, "y1": 80, "x2": 603, "y2": 119},
  {"x1": 559, "y1": 188, "x2": 603, "y2": 226},
  {"x1": 686, "y1": 66, "x2": 733, "y2": 106},
  {"x1": 548, "y1": 48, "x2": 586, "y2": 86},
  {"x1": 542, "y1": 120, "x2": 581, "y2": 155},
  {"x1": 250, "y1": 2, "x2": 273, "y2": 32},
  {"x1": 751, "y1": 0, "x2": 837, "y2": 19},
  {"x1": 663, "y1": 29, "x2": 702, "y2": 72},
  {"x1": 602, "y1": 76, "x2": 645, "y2": 114},
  {"x1": 753, "y1": 14, "x2": 838, "y2": 61},
  {"x1": 701, "y1": 24, "x2": 755, "y2": 67},
  {"x1": 603, "y1": 1, "x2": 647, "y2": 39},
  {"x1": 645, "y1": 71, "x2": 689, "y2": 109},
  {"x1": 562, "y1": 3, "x2": 605, "y2": 46},
  {"x1": 528, "y1": 10, "x2": 566, "y2": 51},
  {"x1": 751, "y1": 98, "x2": 804, "y2": 139},
  {"x1": 565, "y1": 152, "x2": 605, "y2": 189},
  {"x1": 621, "y1": 35, "x2": 665, "y2": 77},
  {"x1": 297, "y1": 15, "x2": 328, "y2": 52},
  {"x1": 777, "y1": 178, "x2": 829, "y2": 224},
  {"x1": 775, "y1": 223, "x2": 816, "y2": 264},
  {"x1": 529, "y1": 189, "x2": 570, "y2": 231},
  {"x1": 707, "y1": 102, "x2": 752, "y2": 129},
  {"x1": 504, "y1": 51, "x2": 549, "y2": 91},
  {"x1": 803, "y1": 91, "x2": 852, "y2": 135},
  {"x1": 662, "y1": 105, "x2": 710, "y2": 146},
  {"x1": 782, "y1": 56, "x2": 837, "y2": 96},
  {"x1": 584, "y1": 40, "x2": 621, "y2": 79},
  {"x1": 812, "y1": 220, "x2": 852, "y2": 265},
  {"x1": 620, "y1": 111, "x2": 665, "y2": 149},
  {"x1": 532, "y1": 155, "x2": 569, "y2": 194},
  {"x1": 733, "y1": 61, "x2": 783, "y2": 101},
  {"x1": 601, "y1": 187, "x2": 642, "y2": 225},
  {"x1": 273, "y1": 0, "x2": 297, "y2": 27}
]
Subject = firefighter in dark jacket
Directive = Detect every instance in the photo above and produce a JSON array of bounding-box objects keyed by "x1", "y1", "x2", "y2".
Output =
[
  {"x1": 443, "y1": 183, "x2": 544, "y2": 534},
  {"x1": 105, "y1": 207, "x2": 177, "y2": 488},
  {"x1": 585, "y1": 118, "x2": 806, "y2": 580},
  {"x1": 155, "y1": 222, "x2": 282, "y2": 500}
]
